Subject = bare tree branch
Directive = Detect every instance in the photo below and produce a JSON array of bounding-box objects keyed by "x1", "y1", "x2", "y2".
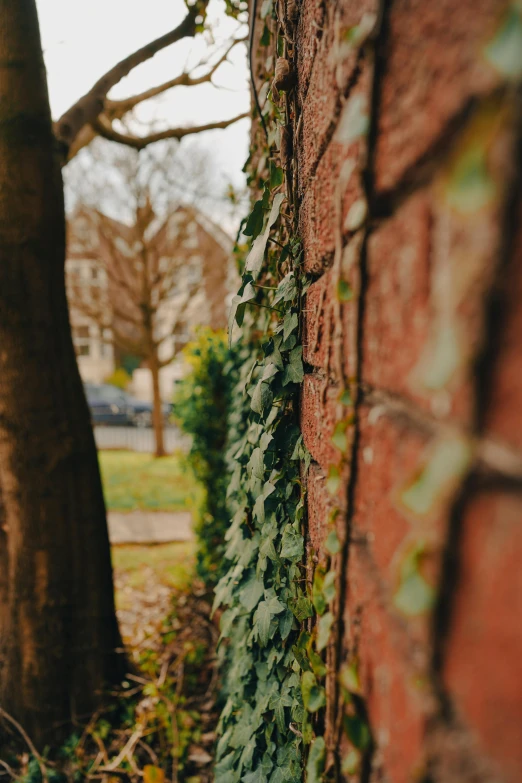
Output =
[
  {"x1": 55, "y1": 4, "x2": 204, "y2": 157},
  {"x1": 92, "y1": 111, "x2": 249, "y2": 151},
  {"x1": 105, "y1": 36, "x2": 248, "y2": 115}
]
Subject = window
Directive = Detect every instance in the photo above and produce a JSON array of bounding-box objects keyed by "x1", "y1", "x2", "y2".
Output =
[{"x1": 73, "y1": 324, "x2": 91, "y2": 357}]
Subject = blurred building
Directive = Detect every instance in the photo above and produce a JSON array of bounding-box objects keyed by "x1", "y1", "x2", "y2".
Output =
[{"x1": 66, "y1": 206, "x2": 236, "y2": 395}]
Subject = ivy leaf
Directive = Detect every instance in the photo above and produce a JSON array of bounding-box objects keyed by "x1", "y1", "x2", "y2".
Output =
[
  {"x1": 262, "y1": 362, "x2": 280, "y2": 382},
  {"x1": 255, "y1": 601, "x2": 273, "y2": 646},
  {"x1": 240, "y1": 575, "x2": 265, "y2": 611},
  {"x1": 249, "y1": 448, "x2": 265, "y2": 478},
  {"x1": 325, "y1": 530, "x2": 341, "y2": 555},
  {"x1": 242, "y1": 768, "x2": 268, "y2": 783},
  {"x1": 228, "y1": 278, "x2": 256, "y2": 345},
  {"x1": 245, "y1": 193, "x2": 285, "y2": 279},
  {"x1": 289, "y1": 594, "x2": 314, "y2": 621},
  {"x1": 260, "y1": 23, "x2": 271, "y2": 47},
  {"x1": 312, "y1": 568, "x2": 327, "y2": 616},
  {"x1": 309, "y1": 649, "x2": 327, "y2": 679},
  {"x1": 266, "y1": 595, "x2": 286, "y2": 614},
  {"x1": 270, "y1": 161, "x2": 284, "y2": 190},
  {"x1": 301, "y1": 671, "x2": 326, "y2": 713},
  {"x1": 273, "y1": 272, "x2": 297, "y2": 305},
  {"x1": 322, "y1": 570, "x2": 336, "y2": 604},
  {"x1": 283, "y1": 311, "x2": 298, "y2": 341},
  {"x1": 251, "y1": 380, "x2": 274, "y2": 414},
  {"x1": 306, "y1": 736, "x2": 326, "y2": 783},
  {"x1": 279, "y1": 609, "x2": 294, "y2": 640},
  {"x1": 244, "y1": 199, "x2": 266, "y2": 239},
  {"x1": 280, "y1": 525, "x2": 304, "y2": 560},
  {"x1": 282, "y1": 346, "x2": 304, "y2": 386},
  {"x1": 317, "y1": 612, "x2": 334, "y2": 652},
  {"x1": 274, "y1": 701, "x2": 286, "y2": 733},
  {"x1": 394, "y1": 570, "x2": 435, "y2": 616},
  {"x1": 343, "y1": 714, "x2": 371, "y2": 751}
]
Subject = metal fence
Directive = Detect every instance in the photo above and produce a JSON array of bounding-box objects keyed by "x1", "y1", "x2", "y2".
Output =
[{"x1": 94, "y1": 426, "x2": 190, "y2": 454}]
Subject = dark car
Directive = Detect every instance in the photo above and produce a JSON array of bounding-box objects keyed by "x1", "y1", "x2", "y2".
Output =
[{"x1": 84, "y1": 383, "x2": 170, "y2": 427}]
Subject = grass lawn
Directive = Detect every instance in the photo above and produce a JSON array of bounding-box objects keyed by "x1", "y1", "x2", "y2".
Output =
[
  {"x1": 98, "y1": 449, "x2": 202, "y2": 513},
  {"x1": 112, "y1": 541, "x2": 195, "y2": 593}
]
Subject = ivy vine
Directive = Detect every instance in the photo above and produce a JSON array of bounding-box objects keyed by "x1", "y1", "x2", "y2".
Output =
[{"x1": 212, "y1": 2, "x2": 339, "y2": 781}]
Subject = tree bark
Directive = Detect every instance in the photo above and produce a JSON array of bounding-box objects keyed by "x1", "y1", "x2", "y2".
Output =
[
  {"x1": 150, "y1": 350, "x2": 166, "y2": 458},
  {"x1": 0, "y1": 0, "x2": 124, "y2": 747}
]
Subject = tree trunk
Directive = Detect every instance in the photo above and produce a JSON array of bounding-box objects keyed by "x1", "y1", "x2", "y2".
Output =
[
  {"x1": 0, "y1": 0, "x2": 125, "y2": 747},
  {"x1": 150, "y1": 351, "x2": 166, "y2": 457}
]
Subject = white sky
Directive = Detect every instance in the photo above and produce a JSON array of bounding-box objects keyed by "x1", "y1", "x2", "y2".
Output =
[{"x1": 35, "y1": 0, "x2": 251, "y2": 230}]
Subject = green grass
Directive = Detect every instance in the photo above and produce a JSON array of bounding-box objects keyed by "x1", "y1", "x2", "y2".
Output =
[
  {"x1": 98, "y1": 449, "x2": 202, "y2": 513},
  {"x1": 112, "y1": 541, "x2": 196, "y2": 593}
]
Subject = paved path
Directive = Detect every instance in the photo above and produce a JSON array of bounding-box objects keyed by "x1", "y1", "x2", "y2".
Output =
[{"x1": 108, "y1": 510, "x2": 194, "y2": 544}]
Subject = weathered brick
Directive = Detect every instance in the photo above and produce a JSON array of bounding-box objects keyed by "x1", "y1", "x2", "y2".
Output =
[
  {"x1": 303, "y1": 271, "x2": 333, "y2": 369},
  {"x1": 363, "y1": 103, "x2": 514, "y2": 424},
  {"x1": 302, "y1": 255, "x2": 359, "y2": 380},
  {"x1": 341, "y1": 547, "x2": 432, "y2": 781},
  {"x1": 444, "y1": 489, "x2": 522, "y2": 783},
  {"x1": 306, "y1": 461, "x2": 348, "y2": 554},
  {"x1": 295, "y1": 0, "x2": 325, "y2": 100},
  {"x1": 299, "y1": 137, "x2": 367, "y2": 275},
  {"x1": 298, "y1": 1, "x2": 376, "y2": 191},
  {"x1": 375, "y1": 0, "x2": 507, "y2": 193},
  {"x1": 362, "y1": 192, "x2": 431, "y2": 395},
  {"x1": 300, "y1": 374, "x2": 345, "y2": 471},
  {"x1": 350, "y1": 404, "x2": 468, "y2": 651}
]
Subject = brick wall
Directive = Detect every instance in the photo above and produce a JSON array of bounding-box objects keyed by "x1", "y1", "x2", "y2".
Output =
[{"x1": 295, "y1": 1, "x2": 522, "y2": 781}]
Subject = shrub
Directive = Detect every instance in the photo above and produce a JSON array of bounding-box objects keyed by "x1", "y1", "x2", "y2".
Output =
[
  {"x1": 173, "y1": 328, "x2": 237, "y2": 585},
  {"x1": 104, "y1": 366, "x2": 131, "y2": 389}
]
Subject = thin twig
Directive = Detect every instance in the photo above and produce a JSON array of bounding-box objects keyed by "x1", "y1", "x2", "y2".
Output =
[{"x1": 0, "y1": 708, "x2": 49, "y2": 783}]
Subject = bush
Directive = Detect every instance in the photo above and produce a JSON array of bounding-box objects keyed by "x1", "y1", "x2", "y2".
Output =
[
  {"x1": 173, "y1": 329, "x2": 237, "y2": 585},
  {"x1": 104, "y1": 366, "x2": 131, "y2": 389}
]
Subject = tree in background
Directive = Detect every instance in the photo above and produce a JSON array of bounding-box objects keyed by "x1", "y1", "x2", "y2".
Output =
[
  {"x1": 67, "y1": 144, "x2": 232, "y2": 457},
  {"x1": 0, "y1": 0, "x2": 246, "y2": 746}
]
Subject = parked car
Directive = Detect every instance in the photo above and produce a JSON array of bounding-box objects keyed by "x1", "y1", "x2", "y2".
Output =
[{"x1": 84, "y1": 383, "x2": 170, "y2": 427}]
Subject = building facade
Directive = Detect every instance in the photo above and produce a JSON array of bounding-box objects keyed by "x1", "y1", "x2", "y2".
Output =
[{"x1": 66, "y1": 206, "x2": 235, "y2": 394}]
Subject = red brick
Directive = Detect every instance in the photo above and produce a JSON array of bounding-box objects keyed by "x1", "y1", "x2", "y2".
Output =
[
  {"x1": 300, "y1": 374, "x2": 345, "y2": 471},
  {"x1": 353, "y1": 405, "x2": 433, "y2": 572},
  {"x1": 298, "y1": 61, "x2": 371, "y2": 275},
  {"x1": 341, "y1": 547, "x2": 432, "y2": 781},
  {"x1": 306, "y1": 462, "x2": 348, "y2": 554},
  {"x1": 363, "y1": 103, "x2": 514, "y2": 424},
  {"x1": 297, "y1": 2, "x2": 376, "y2": 191},
  {"x1": 295, "y1": 0, "x2": 324, "y2": 99},
  {"x1": 299, "y1": 136, "x2": 367, "y2": 275},
  {"x1": 362, "y1": 192, "x2": 433, "y2": 401},
  {"x1": 375, "y1": 0, "x2": 506, "y2": 193},
  {"x1": 483, "y1": 198, "x2": 522, "y2": 454},
  {"x1": 302, "y1": 255, "x2": 360, "y2": 379},
  {"x1": 303, "y1": 270, "x2": 333, "y2": 369},
  {"x1": 444, "y1": 490, "x2": 522, "y2": 783},
  {"x1": 350, "y1": 404, "x2": 468, "y2": 652}
]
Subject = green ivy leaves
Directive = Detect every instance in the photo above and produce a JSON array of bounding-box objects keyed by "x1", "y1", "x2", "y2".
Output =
[
  {"x1": 215, "y1": 183, "x2": 308, "y2": 782},
  {"x1": 301, "y1": 671, "x2": 326, "y2": 713}
]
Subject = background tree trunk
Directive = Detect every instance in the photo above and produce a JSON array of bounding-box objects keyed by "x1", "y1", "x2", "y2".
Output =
[
  {"x1": 150, "y1": 351, "x2": 166, "y2": 458},
  {"x1": 0, "y1": 0, "x2": 124, "y2": 747}
]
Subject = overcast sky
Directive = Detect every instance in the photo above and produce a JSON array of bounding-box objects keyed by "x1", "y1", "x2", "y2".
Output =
[{"x1": 35, "y1": 0, "x2": 251, "y2": 230}]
